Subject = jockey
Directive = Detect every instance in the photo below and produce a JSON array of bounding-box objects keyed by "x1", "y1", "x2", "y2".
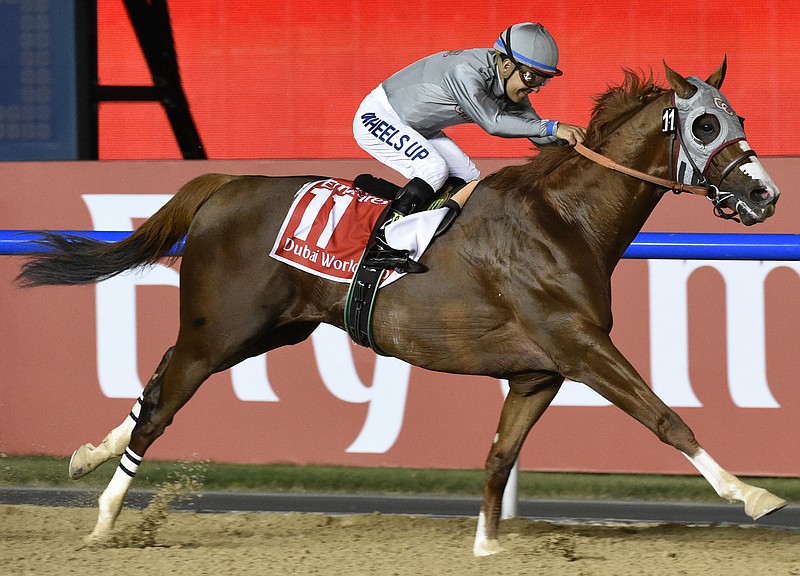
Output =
[{"x1": 353, "y1": 22, "x2": 587, "y2": 272}]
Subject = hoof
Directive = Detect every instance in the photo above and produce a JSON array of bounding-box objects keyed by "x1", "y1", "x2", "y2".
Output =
[
  {"x1": 69, "y1": 444, "x2": 99, "y2": 479},
  {"x1": 473, "y1": 538, "x2": 506, "y2": 557},
  {"x1": 79, "y1": 531, "x2": 114, "y2": 550},
  {"x1": 745, "y1": 488, "x2": 788, "y2": 520}
]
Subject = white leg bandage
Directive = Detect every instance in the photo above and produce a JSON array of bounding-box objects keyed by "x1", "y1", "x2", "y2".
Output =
[
  {"x1": 90, "y1": 448, "x2": 143, "y2": 539},
  {"x1": 684, "y1": 448, "x2": 787, "y2": 519},
  {"x1": 118, "y1": 448, "x2": 143, "y2": 478}
]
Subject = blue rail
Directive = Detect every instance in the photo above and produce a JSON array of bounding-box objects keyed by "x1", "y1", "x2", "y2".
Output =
[
  {"x1": 1, "y1": 230, "x2": 799, "y2": 260},
  {"x1": 622, "y1": 233, "x2": 800, "y2": 260}
]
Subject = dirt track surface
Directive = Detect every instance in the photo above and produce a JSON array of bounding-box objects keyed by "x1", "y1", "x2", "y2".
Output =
[{"x1": 2, "y1": 504, "x2": 799, "y2": 576}]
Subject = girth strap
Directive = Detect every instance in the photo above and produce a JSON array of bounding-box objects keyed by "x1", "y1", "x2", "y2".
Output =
[
  {"x1": 344, "y1": 203, "x2": 392, "y2": 355},
  {"x1": 344, "y1": 263, "x2": 387, "y2": 355}
]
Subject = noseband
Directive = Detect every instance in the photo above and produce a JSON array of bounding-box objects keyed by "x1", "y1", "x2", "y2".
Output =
[{"x1": 694, "y1": 143, "x2": 758, "y2": 221}]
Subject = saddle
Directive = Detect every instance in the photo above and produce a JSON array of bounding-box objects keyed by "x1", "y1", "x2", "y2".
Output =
[{"x1": 344, "y1": 175, "x2": 465, "y2": 353}]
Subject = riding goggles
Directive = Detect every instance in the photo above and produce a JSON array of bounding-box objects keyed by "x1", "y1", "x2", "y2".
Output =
[{"x1": 519, "y1": 66, "x2": 551, "y2": 88}]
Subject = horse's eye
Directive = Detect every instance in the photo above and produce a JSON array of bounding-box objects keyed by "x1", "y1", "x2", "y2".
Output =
[{"x1": 692, "y1": 114, "x2": 721, "y2": 143}]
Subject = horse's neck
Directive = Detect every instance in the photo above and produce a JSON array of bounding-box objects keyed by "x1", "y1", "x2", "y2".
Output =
[{"x1": 561, "y1": 101, "x2": 670, "y2": 269}]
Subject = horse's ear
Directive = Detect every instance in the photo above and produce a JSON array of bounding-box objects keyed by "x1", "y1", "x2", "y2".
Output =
[
  {"x1": 705, "y1": 55, "x2": 727, "y2": 89},
  {"x1": 663, "y1": 60, "x2": 696, "y2": 98}
]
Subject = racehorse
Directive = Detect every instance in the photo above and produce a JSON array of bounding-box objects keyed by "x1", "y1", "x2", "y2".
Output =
[{"x1": 16, "y1": 59, "x2": 785, "y2": 556}]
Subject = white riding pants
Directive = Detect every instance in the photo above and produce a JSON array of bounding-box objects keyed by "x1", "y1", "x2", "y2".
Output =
[{"x1": 353, "y1": 85, "x2": 480, "y2": 191}]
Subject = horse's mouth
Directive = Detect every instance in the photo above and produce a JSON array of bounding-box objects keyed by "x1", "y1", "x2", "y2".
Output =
[
  {"x1": 738, "y1": 201, "x2": 776, "y2": 226},
  {"x1": 732, "y1": 184, "x2": 779, "y2": 226}
]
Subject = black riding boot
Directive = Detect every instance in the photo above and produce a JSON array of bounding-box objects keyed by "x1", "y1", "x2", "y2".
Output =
[{"x1": 362, "y1": 177, "x2": 435, "y2": 273}]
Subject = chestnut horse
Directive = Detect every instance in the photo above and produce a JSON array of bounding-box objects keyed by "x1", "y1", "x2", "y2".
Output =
[{"x1": 17, "y1": 59, "x2": 785, "y2": 555}]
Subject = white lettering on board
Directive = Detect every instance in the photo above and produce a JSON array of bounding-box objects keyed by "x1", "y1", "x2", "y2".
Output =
[
  {"x1": 648, "y1": 259, "x2": 797, "y2": 408},
  {"x1": 311, "y1": 324, "x2": 410, "y2": 453}
]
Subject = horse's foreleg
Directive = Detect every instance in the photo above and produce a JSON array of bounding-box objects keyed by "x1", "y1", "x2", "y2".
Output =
[
  {"x1": 618, "y1": 392, "x2": 787, "y2": 519},
  {"x1": 577, "y1": 335, "x2": 787, "y2": 522},
  {"x1": 685, "y1": 449, "x2": 787, "y2": 519},
  {"x1": 69, "y1": 348, "x2": 174, "y2": 480},
  {"x1": 474, "y1": 375, "x2": 563, "y2": 557}
]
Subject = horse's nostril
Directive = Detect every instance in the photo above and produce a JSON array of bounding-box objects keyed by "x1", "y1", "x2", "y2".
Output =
[{"x1": 750, "y1": 188, "x2": 771, "y2": 205}]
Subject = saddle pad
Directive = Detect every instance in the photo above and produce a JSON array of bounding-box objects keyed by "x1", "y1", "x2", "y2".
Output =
[
  {"x1": 270, "y1": 178, "x2": 389, "y2": 282},
  {"x1": 271, "y1": 178, "x2": 448, "y2": 284}
]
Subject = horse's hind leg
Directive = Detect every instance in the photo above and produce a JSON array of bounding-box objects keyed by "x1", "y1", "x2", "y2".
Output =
[
  {"x1": 86, "y1": 343, "x2": 211, "y2": 543},
  {"x1": 68, "y1": 396, "x2": 140, "y2": 479},
  {"x1": 69, "y1": 348, "x2": 174, "y2": 480},
  {"x1": 85, "y1": 318, "x2": 319, "y2": 542},
  {"x1": 474, "y1": 373, "x2": 563, "y2": 557}
]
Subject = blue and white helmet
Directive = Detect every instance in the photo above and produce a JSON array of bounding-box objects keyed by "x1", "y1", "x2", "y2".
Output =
[{"x1": 494, "y1": 22, "x2": 562, "y2": 77}]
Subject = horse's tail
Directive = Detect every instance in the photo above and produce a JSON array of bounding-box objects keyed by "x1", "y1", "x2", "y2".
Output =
[{"x1": 16, "y1": 173, "x2": 240, "y2": 287}]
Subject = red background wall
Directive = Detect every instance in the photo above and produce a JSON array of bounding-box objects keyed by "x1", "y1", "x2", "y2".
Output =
[{"x1": 95, "y1": 0, "x2": 800, "y2": 160}]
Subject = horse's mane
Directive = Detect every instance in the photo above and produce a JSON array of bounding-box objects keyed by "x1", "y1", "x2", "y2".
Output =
[
  {"x1": 497, "y1": 69, "x2": 667, "y2": 185},
  {"x1": 584, "y1": 69, "x2": 665, "y2": 145}
]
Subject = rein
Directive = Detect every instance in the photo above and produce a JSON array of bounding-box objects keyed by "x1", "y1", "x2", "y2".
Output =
[{"x1": 574, "y1": 142, "x2": 709, "y2": 196}]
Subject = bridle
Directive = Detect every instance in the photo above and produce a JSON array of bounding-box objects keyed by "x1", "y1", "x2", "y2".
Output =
[{"x1": 573, "y1": 85, "x2": 757, "y2": 222}]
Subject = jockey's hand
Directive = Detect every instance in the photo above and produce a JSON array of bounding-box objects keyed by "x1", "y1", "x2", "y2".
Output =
[{"x1": 556, "y1": 123, "x2": 587, "y2": 146}]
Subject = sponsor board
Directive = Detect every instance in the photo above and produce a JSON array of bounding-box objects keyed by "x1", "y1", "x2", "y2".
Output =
[{"x1": 1, "y1": 158, "x2": 798, "y2": 475}]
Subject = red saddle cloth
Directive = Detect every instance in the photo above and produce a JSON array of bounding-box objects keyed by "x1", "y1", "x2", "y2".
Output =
[{"x1": 270, "y1": 178, "x2": 389, "y2": 282}]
